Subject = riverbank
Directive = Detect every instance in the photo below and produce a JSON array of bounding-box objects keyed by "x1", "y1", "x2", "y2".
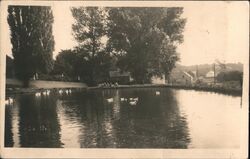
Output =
[
  {"x1": 89, "y1": 83, "x2": 242, "y2": 96},
  {"x1": 6, "y1": 79, "x2": 87, "y2": 95},
  {"x1": 165, "y1": 84, "x2": 242, "y2": 96},
  {"x1": 6, "y1": 79, "x2": 242, "y2": 96}
]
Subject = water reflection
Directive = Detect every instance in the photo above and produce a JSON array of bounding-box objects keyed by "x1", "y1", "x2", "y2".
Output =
[
  {"x1": 4, "y1": 88, "x2": 241, "y2": 148},
  {"x1": 5, "y1": 94, "x2": 63, "y2": 147}
]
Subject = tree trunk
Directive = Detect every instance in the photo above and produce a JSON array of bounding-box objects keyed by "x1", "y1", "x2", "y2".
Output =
[{"x1": 23, "y1": 79, "x2": 30, "y2": 88}]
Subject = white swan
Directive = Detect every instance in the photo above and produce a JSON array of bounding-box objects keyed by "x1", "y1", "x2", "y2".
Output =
[
  {"x1": 107, "y1": 98, "x2": 114, "y2": 103},
  {"x1": 5, "y1": 99, "x2": 9, "y2": 105},
  {"x1": 65, "y1": 90, "x2": 69, "y2": 94},
  {"x1": 120, "y1": 98, "x2": 127, "y2": 101},
  {"x1": 35, "y1": 92, "x2": 41, "y2": 97},
  {"x1": 5, "y1": 97, "x2": 14, "y2": 105},
  {"x1": 58, "y1": 89, "x2": 63, "y2": 94},
  {"x1": 129, "y1": 97, "x2": 138, "y2": 101},
  {"x1": 9, "y1": 97, "x2": 14, "y2": 104},
  {"x1": 42, "y1": 91, "x2": 47, "y2": 96},
  {"x1": 155, "y1": 91, "x2": 160, "y2": 95},
  {"x1": 129, "y1": 100, "x2": 137, "y2": 106},
  {"x1": 128, "y1": 97, "x2": 139, "y2": 105}
]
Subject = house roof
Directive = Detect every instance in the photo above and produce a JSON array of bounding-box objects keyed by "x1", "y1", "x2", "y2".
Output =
[{"x1": 183, "y1": 71, "x2": 194, "y2": 80}]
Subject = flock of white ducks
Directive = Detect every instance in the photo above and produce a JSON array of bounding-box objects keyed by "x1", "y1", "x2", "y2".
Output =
[
  {"x1": 58, "y1": 89, "x2": 72, "y2": 95},
  {"x1": 106, "y1": 91, "x2": 160, "y2": 106},
  {"x1": 35, "y1": 89, "x2": 72, "y2": 97},
  {"x1": 35, "y1": 90, "x2": 50, "y2": 97},
  {"x1": 106, "y1": 97, "x2": 139, "y2": 106}
]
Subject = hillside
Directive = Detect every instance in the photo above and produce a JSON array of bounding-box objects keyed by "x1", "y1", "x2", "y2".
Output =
[{"x1": 175, "y1": 63, "x2": 243, "y2": 77}]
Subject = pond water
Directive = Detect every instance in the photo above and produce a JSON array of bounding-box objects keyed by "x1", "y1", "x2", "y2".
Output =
[{"x1": 4, "y1": 88, "x2": 242, "y2": 148}]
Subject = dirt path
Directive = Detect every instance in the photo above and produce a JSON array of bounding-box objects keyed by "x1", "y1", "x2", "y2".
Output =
[{"x1": 6, "y1": 78, "x2": 87, "y2": 89}]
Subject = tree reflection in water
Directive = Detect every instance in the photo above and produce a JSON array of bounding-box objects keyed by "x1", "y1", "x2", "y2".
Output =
[
  {"x1": 5, "y1": 88, "x2": 191, "y2": 148},
  {"x1": 57, "y1": 88, "x2": 191, "y2": 148},
  {"x1": 17, "y1": 94, "x2": 62, "y2": 147},
  {"x1": 5, "y1": 102, "x2": 14, "y2": 147},
  {"x1": 5, "y1": 88, "x2": 241, "y2": 148}
]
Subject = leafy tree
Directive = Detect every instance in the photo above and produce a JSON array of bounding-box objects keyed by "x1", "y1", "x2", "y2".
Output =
[
  {"x1": 107, "y1": 8, "x2": 186, "y2": 84},
  {"x1": 52, "y1": 49, "x2": 79, "y2": 80},
  {"x1": 71, "y1": 7, "x2": 113, "y2": 86},
  {"x1": 8, "y1": 6, "x2": 54, "y2": 87}
]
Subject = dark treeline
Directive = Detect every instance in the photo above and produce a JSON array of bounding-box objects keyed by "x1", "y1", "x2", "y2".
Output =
[
  {"x1": 8, "y1": 6, "x2": 54, "y2": 87},
  {"x1": 8, "y1": 6, "x2": 186, "y2": 87}
]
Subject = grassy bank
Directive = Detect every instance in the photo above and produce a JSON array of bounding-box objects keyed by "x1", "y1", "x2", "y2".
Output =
[{"x1": 6, "y1": 79, "x2": 87, "y2": 95}]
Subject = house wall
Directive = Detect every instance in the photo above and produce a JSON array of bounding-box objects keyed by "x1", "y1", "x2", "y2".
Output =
[
  {"x1": 151, "y1": 75, "x2": 166, "y2": 84},
  {"x1": 169, "y1": 71, "x2": 193, "y2": 85}
]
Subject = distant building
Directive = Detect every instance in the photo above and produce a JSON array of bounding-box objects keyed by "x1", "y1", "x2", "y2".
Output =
[
  {"x1": 191, "y1": 71, "x2": 197, "y2": 79},
  {"x1": 168, "y1": 68, "x2": 195, "y2": 85},
  {"x1": 203, "y1": 70, "x2": 215, "y2": 84},
  {"x1": 206, "y1": 71, "x2": 215, "y2": 78},
  {"x1": 109, "y1": 70, "x2": 132, "y2": 84}
]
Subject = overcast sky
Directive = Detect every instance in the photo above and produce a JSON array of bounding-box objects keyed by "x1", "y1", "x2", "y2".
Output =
[{"x1": 1, "y1": 1, "x2": 248, "y2": 66}]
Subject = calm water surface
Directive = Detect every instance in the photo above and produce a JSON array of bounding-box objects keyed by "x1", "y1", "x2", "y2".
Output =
[{"x1": 5, "y1": 88, "x2": 242, "y2": 148}]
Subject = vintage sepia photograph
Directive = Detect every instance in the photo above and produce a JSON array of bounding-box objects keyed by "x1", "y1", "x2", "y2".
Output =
[{"x1": 0, "y1": 1, "x2": 249, "y2": 158}]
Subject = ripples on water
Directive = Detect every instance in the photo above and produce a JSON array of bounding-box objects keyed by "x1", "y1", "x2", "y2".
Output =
[{"x1": 4, "y1": 88, "x2": 241, "y2": 148}]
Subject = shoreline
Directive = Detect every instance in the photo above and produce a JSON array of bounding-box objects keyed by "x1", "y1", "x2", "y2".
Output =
[
  {"x1": 165, "y1": 84, "x2": 242, "y2": 96},
  {"x1": 89, "y1": 84, "x2": 242, "y2": 96},
  {"x1": 6, "y1": 82, "x2": 242, "y2": 97}
]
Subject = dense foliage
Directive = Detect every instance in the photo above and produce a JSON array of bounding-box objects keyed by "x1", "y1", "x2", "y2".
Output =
[
  {"x1": 52, "y1": 49, "x2": 79, "y2": 81},
  {"x1": 216, "y1": 71, "x2": 243, "y2": 85},
  {"x1": 71, "y1": 7, "x2": 114, "y2": 86},
  {"x1": 107, "y1": 8, "x2": 186, "y2": 83},
  {"x1": 8, "y1": 6, "x2": 54, "y2": 87},
  {"x1": 8, "y1": 6, "x2": 186, "y2": 86}
]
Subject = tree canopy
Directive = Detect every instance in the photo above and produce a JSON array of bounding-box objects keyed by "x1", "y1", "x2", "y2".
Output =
[
  {"x1": 107, "y1": 7, "x2": 186, "y2": 83},
  {"x1": 8, "y1": 6, "x2": 55, "y2": 87},
  {"x1": 52, "y1": 49, "x2": 79, "y2": 79},
  {"x1": 71, "y1": 7, "x2": 114, "y2": 86},
  {"x1": 216, "y1": 71, "x2": 243, "y2": 84}
]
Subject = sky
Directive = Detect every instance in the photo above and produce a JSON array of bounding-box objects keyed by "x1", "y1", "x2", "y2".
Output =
[{"x1": 0, "y1": 1, "x2": 249, "y2": 66}]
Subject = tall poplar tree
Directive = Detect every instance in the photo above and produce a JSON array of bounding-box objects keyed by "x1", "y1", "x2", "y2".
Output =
[{"x1": 8, "y1": 6, "x2": 54, "y2": 87}]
